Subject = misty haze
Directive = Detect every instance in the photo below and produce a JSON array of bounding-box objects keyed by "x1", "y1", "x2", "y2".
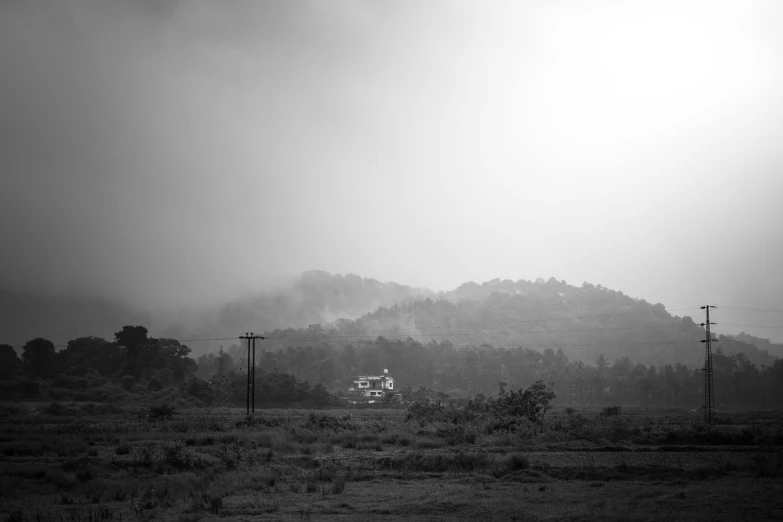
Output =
[{"x1": 1, "y1": 1, "x2": 782, "y2": 521}]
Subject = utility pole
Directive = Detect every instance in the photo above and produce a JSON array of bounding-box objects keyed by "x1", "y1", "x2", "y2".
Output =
[
  {"x1": 251, "y1": 336, "x2": 256, "y2": 413},
  {"x1": 700, "y1": 306, "x2": 718, "y2": 424},
  {"x1": 239, "y1": 332, "x2": 265, "y2": 416},
  {"x1": 213, "y1": 345, "x2": 229, "y2": 410}
]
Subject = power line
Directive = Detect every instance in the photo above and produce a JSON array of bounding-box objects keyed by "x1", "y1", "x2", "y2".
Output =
[
  {"x1": 15, "y1": 309, "x2": 783, "y2": 352},
  {"x1": 649, "y1": 323, "x2": 697, "y2": 364},
  {"x1": 263, "y1": 307, "x2": 701, "y2": 338},
  {"x1": 262, "y1": 339, "x2": 704, "y2": 348},
  {"x1": 717, "y1": 306, "x2": 783, "y2": 314},
  {"x1": 8, "y1": 336, "x2": 241, "y2": 350},
  {"x1": 178, "y1": 337, "x2": 240, "y2": 343},
  {"x1": 266, "y1": 323, "x2": 691, "y2": 342},
  {"x1": 7, "y1": 307, "x2": 702, "y2": 350},
  {"x1": 714, "y1": 323, "x2": 783, "y2": 330},
  {"x1": 232, "y1": 343, "x2": 248, "y2": 372}
]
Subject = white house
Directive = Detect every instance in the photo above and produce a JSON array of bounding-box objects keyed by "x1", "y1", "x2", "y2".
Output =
[{"x1": 346, "y1": 369, "x2": 394, "y2": 399}]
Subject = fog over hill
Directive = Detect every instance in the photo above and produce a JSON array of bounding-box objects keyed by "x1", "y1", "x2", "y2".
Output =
[
  {"x1": 264, "y1": 275, "x2": 781, "y2": 369},
  {"x1": 2, "y1": 271, "x2": 781, "y2": 368},
  {"x1": 155, "y1": 271, "x2": 436, "y2": 344},
  {"x1": 0, "y1": 271, "x2": 435, "y2": 350}
]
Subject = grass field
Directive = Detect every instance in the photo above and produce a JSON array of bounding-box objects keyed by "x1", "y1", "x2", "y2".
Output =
[{"x1": 1, "y1": 402, "x2": 782, "y2": 521}]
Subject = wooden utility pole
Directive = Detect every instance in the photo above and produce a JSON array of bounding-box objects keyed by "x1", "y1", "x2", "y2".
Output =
[
  {"x1": 251, "y1": 336, "x2": 256, "y2": 413},
  {"x1": 239, "y1": 332, "x2": 265, "y2": 415}
]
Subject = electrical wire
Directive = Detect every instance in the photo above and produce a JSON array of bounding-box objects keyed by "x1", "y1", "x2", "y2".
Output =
[
  {"x1": 261, "y1": 307, "x2": 701, "y2": 338},
  {"x1": 263, "y1": 339, "x2": 703, "y2": 348},
  {"x1": 713, "y1": 323, "x2": 783, "y2": 330},
  {"x1": 11, "y1": 309, "x2": 783, "y2": 351},
  {"x1": 649, "y1": 323, "x2": 700, "y2": 364},
  {"x1": 717, "y1": 306, "x2": 783, "y2": 314},
  {"x1": 264, "y1": 323, "x2": 692, "y2": 343}
]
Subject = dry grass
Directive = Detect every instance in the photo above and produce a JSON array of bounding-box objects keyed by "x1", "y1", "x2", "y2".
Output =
[{"x1": 0, "y1": 404, "x2": 781, "y2": 520}]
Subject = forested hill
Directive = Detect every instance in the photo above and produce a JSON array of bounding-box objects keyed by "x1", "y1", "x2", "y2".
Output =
[
  {"x1": 263, "y1": 278, "x2": 779, "y2": 368},
  {"x1": 204, "y1": 271, "x2": 435, "y2": 335},
  {"x1": 3, "y1": 273, "x2": 779, "y2": 367},
  {"x1": 734, "y1": 332, "x2": 783, "y2": 359},
  {"x1": 156, "y1": 271, "x2": 436, "y2": 347}
]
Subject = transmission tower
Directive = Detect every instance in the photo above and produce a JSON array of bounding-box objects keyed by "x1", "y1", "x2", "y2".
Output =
[
  {"x1": 700, "y1": 306, "x2": 718, "y2": 423},
  {"x1": 212, "y1": 345, "x2": 231, "y2": 410}
]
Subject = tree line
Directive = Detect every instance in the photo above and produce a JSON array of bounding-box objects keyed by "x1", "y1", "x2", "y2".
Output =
[
  {"x1": 3, "y1": 324, "x2": 782, "y2": 409},
  {"x1": 204, "y1": 335, "x2": 783, "y2": 409},
  {"x1": 0, "y1": 326, "x2": 334, "y2": 407}
]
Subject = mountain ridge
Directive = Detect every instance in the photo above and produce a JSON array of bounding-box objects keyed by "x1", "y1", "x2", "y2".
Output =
[{"x1": 2, "y1": 271, "x2": 780, "y2": 367}]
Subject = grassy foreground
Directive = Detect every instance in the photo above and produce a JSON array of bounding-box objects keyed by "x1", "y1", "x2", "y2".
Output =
[{"x1": 1, "y1": 403, "x2": 782, "y2": 521}]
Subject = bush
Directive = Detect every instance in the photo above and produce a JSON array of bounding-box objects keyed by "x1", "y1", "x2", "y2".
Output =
[
  {"x1": 148, "y1": 404, "x2": 176, "y2": 425},
  {"x1": 46, "y1": 469, "x2": 78, "y2": 490},
  {"x1": 751, "y1": 451, "x2": 783, "y2": 478},
  {"x1": 132, "y1": 443, "x2": 157, "y2": 467},
  {"x1": 493, "y1": 453, "x2": 530, "y2": 477},
  {"x1": 437, "y1": 424, "x2": 478, "y2": 445},
  {"x1": 170, "y1": 420, "x2": 191, "y2": 433},
  {"x1": 331, "y1": 475, "x2": 346, "y2": 494},
  {"x1": 17, "y1": 380, "x2": 39, "y2": 396},
  {"x1": 162, "y1": 441, "x2": 193, "y2": 469},
  {"x1": 304, "y1": 413, "x2": 355, "y2": 432},
  {"x1": 406, "y1": 381, "x2": 555, "y2": 429}
]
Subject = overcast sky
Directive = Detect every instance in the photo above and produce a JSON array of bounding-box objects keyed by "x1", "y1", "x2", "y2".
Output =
[{"x1": 1, "y1": 0, "x2": 782, "y2": 339}]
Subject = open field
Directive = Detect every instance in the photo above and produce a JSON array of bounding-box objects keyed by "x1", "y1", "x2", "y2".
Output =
[{"x1": 1, "y1": 403, "x2": 782, "y2": 521}]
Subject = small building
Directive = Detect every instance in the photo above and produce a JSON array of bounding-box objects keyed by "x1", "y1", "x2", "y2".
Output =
[{"x1": 346, "y1": 369, "x2": 394, "y2": 399}]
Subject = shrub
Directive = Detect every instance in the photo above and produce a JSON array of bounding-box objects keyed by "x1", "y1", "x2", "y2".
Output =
[
  {"x1": 162, "y1": 441, "x2": 193, "y2": 469},
  {"x1": 406, "y1": 381, "x2": 555, "y2": 431},
  {"x1": 17, "y1": 380, "x2": 39, "y2": 396},
  {"x1": 171, "y1": 420, "x2": 191, "y2": 433},
  {"x1": 413, "y1": 438, "x2": 445, "y2": 450},
  {"x1": 247, "y1": 469, "x2": 277, "y2": 492},
  {"x1": 132, "y1": 442, "x2": 158, "y2": 467},
  {"x1": 331, "y1": 475, "x2": 346, "y2": 494},
  {"x1": 751, "y1": 451, "x2": 783, "y2": 478},
  {"x1": 0, "y1": 403, "x2": 25, "y2": 418},
  {"x1": 46, "y1": 469, "x2": 78, "y2": 490},
  {"x1": 494, "y1": 453, "x2": 530, "y2": 477},
  {"x1": 601, "y1": 405, "x2": 622, "y2": 417},
  {"x1": 116, "y1": 441, "x2": 132, "y2": 455},
  {"x1": 437, "y1": 424, "x2": 478, "y2": 445},
  {"x1": 149, "y1": 404, "x2": 176, "y2": 425},
  {"x1": 304, "y1": 413, "x2": 355, "y2": 432}
]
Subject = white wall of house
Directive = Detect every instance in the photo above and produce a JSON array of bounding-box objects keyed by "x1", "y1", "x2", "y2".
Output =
[{"x1": 348, "y1": 371, "x2": 395, "y2": 397}]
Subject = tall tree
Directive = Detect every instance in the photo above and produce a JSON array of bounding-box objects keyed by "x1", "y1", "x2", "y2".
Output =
[
  {"x1": 21, "y1": 338, "x2": 57, "y2": 378},
  {"x1": 114, "y1": 325, "x2": 150, "y2": 377},
  {"x1": 0, "y1": 344, "x2": 23, "y2": 379}
]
